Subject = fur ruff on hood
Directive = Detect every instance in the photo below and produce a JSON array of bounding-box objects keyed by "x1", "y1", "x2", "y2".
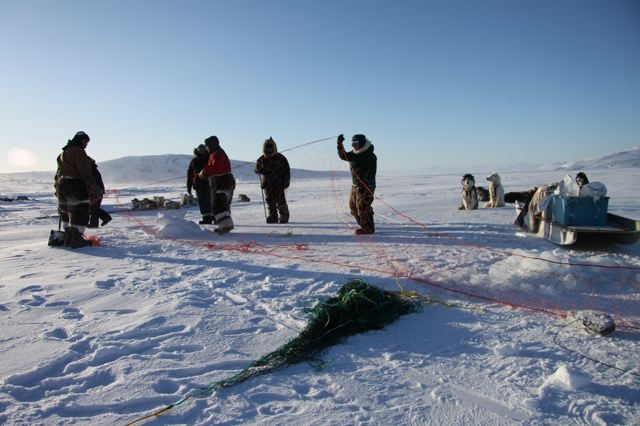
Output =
[
  {"x1": 262, "y1": 137, "x2": 278, "y2": 155},
  {"x1": 352, "y1": 139, "x2": 372, "y2": 155}
]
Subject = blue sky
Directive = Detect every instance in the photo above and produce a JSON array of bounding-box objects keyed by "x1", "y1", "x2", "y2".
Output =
[{"x1": 1, "y1": 0, "x2": 639, "y2": 173}]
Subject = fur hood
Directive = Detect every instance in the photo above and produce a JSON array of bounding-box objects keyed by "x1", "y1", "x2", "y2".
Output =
[
  {"x1": 262, "y1": 137, "x2": 278, "y2": 155},
  {"x1": 352, "y1": 139, "x2": 373, "y2": 155}
]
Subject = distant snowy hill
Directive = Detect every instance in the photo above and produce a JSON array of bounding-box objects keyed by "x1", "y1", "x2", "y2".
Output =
[
  {"x1": 2, "y1": 147, "x2": 637, "y2": 183},
  {"x1": 99, "y1": 155, "x2": 209, "y2": 184},
  {"x1": 492, "y1": 146, "x2": 640, "y2": 173},
  {"x1": 555, "y1": 146, "x2": 640, "y2": 170},
  {"x1": 98, "y1": 155, "x2": 345, "y2": 184},
  {"x1": 89, "y1": 144, "x2": 640, "y2": 183}
]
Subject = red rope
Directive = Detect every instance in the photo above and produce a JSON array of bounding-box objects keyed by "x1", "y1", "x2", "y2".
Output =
[{"x1": 101, "y1": 170, "x2": 640, "y2": 330}]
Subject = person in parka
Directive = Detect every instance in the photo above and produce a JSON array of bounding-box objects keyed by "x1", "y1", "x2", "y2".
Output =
[
  {"x1": 255, "y1": 137, "x2": 291, "y2": 224},
  {"x1": 187, "y1": 144, "x2": 213, "y2": 224},
  {"x1": 198, "y1": 135, "x2": 236, "y2": 234},
  {"x1": 575, "y1": 172, "x2": 589, "y2": 189},
  {"x1": 337, "y1": 133, "x2": 377, "y2": 235},
  {"x1": 87, "y1": 157, "x2": 112, "y2": 228},
  {"x1": 55, "y1": 131, "x2": 102, "y2": 248}
]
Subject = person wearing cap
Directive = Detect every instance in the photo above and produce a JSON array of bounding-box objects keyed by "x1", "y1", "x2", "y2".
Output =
[
  {"x1": 55, "y1": 131, "x2": 102, "y2": 248},
  {"x1": 255, "y1": 137, "x2": 291, "y2": 224},
  {"x1": 337, "y1": 133, "x2": 377, "y2": 235},
  {"x1": 198, "y1": 135, "x2": 236, "y2": 234},
  {"x1": 187, "y1": 144, "x2": 213, "y2": 224}
]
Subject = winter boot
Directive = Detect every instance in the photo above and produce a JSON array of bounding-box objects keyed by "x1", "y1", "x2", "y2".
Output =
[
  {"x1": 87, "y1": 218, "x2": 99, "y2": 229},
  {"x1": 68, "y1": 227, "x2": 93, "y2": 249},
  {"x1": 278, "y1": 205, "x2": 289, "y2": 224},
  {"x1": 266, "y1": 215, "x2": 278, "y2": 224},
  {"x1": 355, "y1": 216, "x2": 375, "y2": 235},
  {"x1": 214, "y1": 217, "x2": 234, "y2": 234},
  {"x1": 101, "y1": 213, "x2": 112, "y2": 227}
]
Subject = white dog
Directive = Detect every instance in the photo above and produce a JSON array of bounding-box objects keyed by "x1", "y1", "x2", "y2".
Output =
[
  {"x1": 485, "y1": 172, "x2": 505, "y2": 207},
  {"x1": 458, "y1": 174, "x2": 478, "y2": 210}
]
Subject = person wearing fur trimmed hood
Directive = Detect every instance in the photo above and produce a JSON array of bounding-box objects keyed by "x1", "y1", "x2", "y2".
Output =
[
  {"x1": 187, "y1": 144, "x2": 213, "y2": 224},
  {"x1": 255, "y1": 137, "x2": 291, "y2": 224},
  {"x1": 54, "y1": 131, "x2": 101, "y2": 248},
  {"x1": 337, "y1": 133, "x2": 377, "y2": 235},
  {"x1": 198, "y1": 135, "x2": 236, "y2": 234}
]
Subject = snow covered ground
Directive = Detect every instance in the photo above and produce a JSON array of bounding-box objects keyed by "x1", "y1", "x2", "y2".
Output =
[{"x1": 0, "y1": 158, "x2": 639, "y2": 425}]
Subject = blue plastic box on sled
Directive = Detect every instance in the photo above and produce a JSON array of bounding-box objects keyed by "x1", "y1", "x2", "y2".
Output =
[{"x1": 550, "y1": 195, "x2": 609, "y2": 226}]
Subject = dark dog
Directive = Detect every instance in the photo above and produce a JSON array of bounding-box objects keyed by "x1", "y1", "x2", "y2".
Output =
[
  {"x1": 458, "y1": 174, "x2": 478, "y2": 210},
  {"x1": 476, "y1": 186, "x2": 490, "y2": 202}
]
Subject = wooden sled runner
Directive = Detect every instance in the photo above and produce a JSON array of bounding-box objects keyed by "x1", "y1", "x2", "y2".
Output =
[{"x1": 539, "y1": 213, "x2": 640, "y2": 246}]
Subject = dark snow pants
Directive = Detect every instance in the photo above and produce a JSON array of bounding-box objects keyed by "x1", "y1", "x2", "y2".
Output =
[
  {"x1": 89, "y1": 197, "x2": 111, "y2": 227},
  {"x1": 263, "y1": 184, "x2": 289, "y2": 223},
  {"x1": 209, "y1": 173, "x2": 236, "y2": 224},
  {"x1": 195, "y1": 185, "x2": 212, "y2": 220},
  {"x1": 57, "y1": 177, "x2": 90, "y2": 227}
]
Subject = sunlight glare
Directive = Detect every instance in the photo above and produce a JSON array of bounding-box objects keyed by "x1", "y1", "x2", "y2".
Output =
[{"x1": 8, "y1": 147, "x2": 39, "y2": 168}]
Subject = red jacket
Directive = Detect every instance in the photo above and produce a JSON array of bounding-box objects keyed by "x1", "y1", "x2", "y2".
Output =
[{"x1": 201, "y1": 148, "x2": 231, "y2": 177}]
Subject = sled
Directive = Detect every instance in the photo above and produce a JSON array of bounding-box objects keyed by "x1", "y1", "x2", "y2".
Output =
[
  {"x1": 48, "y1": 229, "x2": 65, "y2": 246},
  {"x1": 48, "y1": 216, "x2": 65, "y2": 247},
  {"x1": 539, "y1": 212, "x2": 640, "y2": 245}
]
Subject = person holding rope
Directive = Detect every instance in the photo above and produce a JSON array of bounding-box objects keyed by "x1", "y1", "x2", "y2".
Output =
[
  {"x1": 187, "y1": 144, "x2": 213, "y2": 224},
  {"x1": 337, "y1": 133, "x2": 377, "y2": 235},
  {"x1": 198, "y1": 135, "x2": 236, "y2": 234},
  {"x1": 255, "y1": 137, "x2": 290, "y2": 224}
]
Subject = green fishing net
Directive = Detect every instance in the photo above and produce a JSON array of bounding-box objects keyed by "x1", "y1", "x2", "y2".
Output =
[
  {"x1": 204, "y1": 278, "x2": 422, "y2": 392},
  {"x1": 127, "y1": 279, "x2": 422, "y2": 425}
]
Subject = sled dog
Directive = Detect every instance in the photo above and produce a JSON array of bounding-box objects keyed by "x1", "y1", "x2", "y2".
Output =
[
  {"x1": 458, "y1": 174, "x2": 478, "y2": 210},
  {"x1": 486, "y1": 172, "x2": 505, "y2": 207}
]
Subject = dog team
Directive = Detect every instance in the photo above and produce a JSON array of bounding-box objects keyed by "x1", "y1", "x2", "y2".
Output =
[{"x1": 458, "y1": 172, "x2": 505, "y2": 210}]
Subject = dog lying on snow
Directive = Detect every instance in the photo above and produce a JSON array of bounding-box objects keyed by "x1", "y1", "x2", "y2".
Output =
[
  {"x1": 458, "y1": 174, "x2": 479, "y2": 210},
  {"x1": 476, "y1": 186, "x2": 490, "y2": 203},
  {"x1": 485, "y1": 172, "x2": 505, "y2": 207},
  {"x1": 132, "y1": 196, "x2": 181, "y2": 210}
]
